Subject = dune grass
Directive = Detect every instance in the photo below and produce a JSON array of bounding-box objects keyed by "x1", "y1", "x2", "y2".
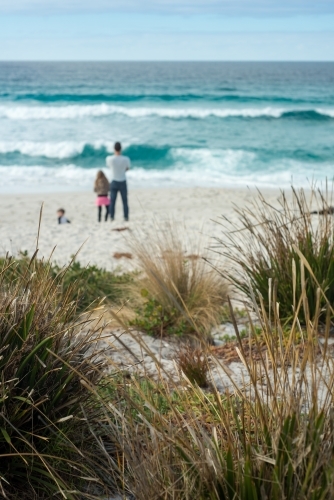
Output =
[
  {"x1": 3, "y1": 247, "x2": 333, "y2": 499},
  {"x1": 3, "y1": 205, "x2": 334, "y2": 499},
  {"x1": 0, "y1": 253, "x2": 117, "y2": 499},
  {"x1": 212, "y1": 185, "x2": 334, "y2": 323},
  {"x1": 105, "y1": 256, "x2": 334, "y2": 499},
  {"x1": 129, "y1": 226, "x2": 229, "y2": 339}
]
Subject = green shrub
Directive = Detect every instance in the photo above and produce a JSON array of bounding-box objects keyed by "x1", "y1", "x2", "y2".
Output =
[
  {"x1": 213, "y1": 186, "x2": 334, "y2": 322},
  {"x1": 130, "y1": 294, "x2": 188, "y2": 336},
  {"x1": 51, "y1": 259, "x2": 133, "y2": 312},
  {"x1": 0, "y1": 254, "x2": 115, "y2": 499},
  {"x1": 0, "y1": 253, "x2": 133, "y2": 313}
]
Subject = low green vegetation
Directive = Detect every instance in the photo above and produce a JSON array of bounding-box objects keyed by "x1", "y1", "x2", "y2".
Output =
[
  {"x1": 219, "y1": 328, "x2": 248, "y2": 343},
  {"x1": 130, "y1": 293, "x2": 189, "y2": 336},
  {"x1": 219, "y1": 304, "x2": 248, "y2": 323},
  {"x1": 0, "y1": 253, "x2": 133, "y2": 313},
  {"x1": 51, "y1": 259, "x2": 133, "y2": 311}
]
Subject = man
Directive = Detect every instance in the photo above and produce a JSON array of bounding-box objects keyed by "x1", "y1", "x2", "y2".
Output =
[{"x1": 106, "y1": 142, "x2": 130, "y2": 221}]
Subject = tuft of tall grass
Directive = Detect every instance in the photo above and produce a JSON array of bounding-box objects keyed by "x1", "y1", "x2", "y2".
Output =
[
  {"x1": 106, "y1": 258, "x2": 334, "y2": 499},
  {"x1": 0, "y1": 254, "x2": 116, "y2": 499},
  {"x1": 213, "y1": 185, "x2": 334, "y2": 322},
  {"x1": 176, "y1": 343, "x2": 209, "y2": 387},
  {"x1": 130, "y1": 225, "x2": 228, "y2": 339}
]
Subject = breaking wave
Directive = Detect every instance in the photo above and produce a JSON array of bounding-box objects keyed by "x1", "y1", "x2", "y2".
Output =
[{"x1": 1, "y1": 104, "x2": 334, "y2": 121}]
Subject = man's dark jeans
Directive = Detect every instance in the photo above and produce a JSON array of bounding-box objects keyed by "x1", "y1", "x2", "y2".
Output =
[{"x1": 110, "y1": 180, "x2": 129, "y2": 220}]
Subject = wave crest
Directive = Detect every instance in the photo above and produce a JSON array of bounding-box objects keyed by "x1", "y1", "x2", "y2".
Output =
[
  {"x1": 5, "y1": 92, "x2": 314, "y2": 105},
  {"x1": 0, "y1": 140, "x2": 114, "y2": 159},
  {"x1": 0, "y1": 157, "x2": 332, "y2": 193},
  {"x1": 1, "y1": 104, "x2": 334, "y2": 121}
]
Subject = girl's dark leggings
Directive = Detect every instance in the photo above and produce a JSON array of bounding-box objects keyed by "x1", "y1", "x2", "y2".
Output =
[{"x1": 98, "y1": 206, "x2": 109, "y2": 222}]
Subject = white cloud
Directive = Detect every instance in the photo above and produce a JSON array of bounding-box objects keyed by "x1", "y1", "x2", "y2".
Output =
[{"x1": 1, "y1": 0, "x2": 334, "y2": 16}]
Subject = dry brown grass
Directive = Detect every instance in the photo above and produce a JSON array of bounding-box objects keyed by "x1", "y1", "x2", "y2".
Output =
[
  {"x1": 4, "y1": 219, "x2": 334, "y2": 499},
  {"x1": 176, "y1": 342, "x2": 209, "y2": 387},
  {"x1": 105, "y1": 264, "x2": 334, "y2": 500},
  {"x1": 113, "y1": 252, "x2": 133, "y2": 259},
  {"x1": 130, "y1": 224, "x2": 229, "y2": 338}
]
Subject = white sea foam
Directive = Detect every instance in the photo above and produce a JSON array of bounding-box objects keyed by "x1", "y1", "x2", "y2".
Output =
[
  {"x1": 1, "y1": 104, "x2": 333, "y2": 121},
  {"x1": 0, "y1": 152, "x2": 331, "y2": 194},
  {"x1": 0, "y1": 142, "x2": 255, "y2": 169},
  {"x1": 0, "y1": 140, "x2": 115, "y2": 158},
  {"x1": 318, "y1": 108, "x2": 334, "y2": 118},
  {"x1": 171, "y1": 147, "x2": 256, "y2": 170},
  {"x1": 0, "y1": 165, "x2": 97, "y2": 193}
]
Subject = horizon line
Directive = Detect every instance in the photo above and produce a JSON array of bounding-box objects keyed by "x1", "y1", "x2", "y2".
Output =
[{"x1": 1, "y1": 59, "x2": 334, "y2": 63}]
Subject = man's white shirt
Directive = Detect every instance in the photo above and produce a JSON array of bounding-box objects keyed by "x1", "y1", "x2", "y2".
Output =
[{"x1": 106, "y1": 155, "x2": 131, "y2": 181}]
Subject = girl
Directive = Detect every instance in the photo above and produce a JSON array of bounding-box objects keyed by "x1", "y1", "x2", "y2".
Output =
[{"x1": 94, "y1": 170, "x2": 110, "y2": 222}]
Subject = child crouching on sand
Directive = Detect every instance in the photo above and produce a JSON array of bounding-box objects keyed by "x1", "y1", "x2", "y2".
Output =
[
  {"x1": 57, "y1": 208, "x2": 71, "y2": 224},
  {"x1": 94, "y1": 170, "x2": 110, "y2": 222}
]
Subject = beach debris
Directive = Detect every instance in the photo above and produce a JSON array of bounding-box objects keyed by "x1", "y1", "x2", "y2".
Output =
[
  {"x1": 310, "y1": 206, "x2": 334, "y2": 215},
  {"x1": 113, "y1": 252, "x2": 133, "y2": 259},
  {"x1": 112, "y1": 226, "x2": 130, "y2": 232}
]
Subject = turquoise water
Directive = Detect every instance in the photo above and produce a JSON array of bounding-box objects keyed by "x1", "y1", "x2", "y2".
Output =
[{"x1": 0, "y1": 61, "x2": 333, "y2": 192}]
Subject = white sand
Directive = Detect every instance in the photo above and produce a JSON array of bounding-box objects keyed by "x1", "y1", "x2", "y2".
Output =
[
  {"x1": 0, "y1": 184, "x2": 290, "y2": 347},
  {"x1": 0, "y1": 186, "x2": 283, "y2": 271},
  {"x1": 89, "y1": 325, "x2": 334, "y2": 407}
]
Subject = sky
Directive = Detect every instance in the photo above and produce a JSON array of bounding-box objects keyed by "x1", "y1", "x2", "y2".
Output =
[{"x1": 1, "y1": 0, "x2": 334, "y2": 60}]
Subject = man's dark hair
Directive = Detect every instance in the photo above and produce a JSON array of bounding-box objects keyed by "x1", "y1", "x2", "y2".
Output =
[
  {"x1": 114, "y1": 142, "x2": 122, "y2": 152},
  {"x1": 57, "y1": 208, "x2": 65, "y2": 214}
]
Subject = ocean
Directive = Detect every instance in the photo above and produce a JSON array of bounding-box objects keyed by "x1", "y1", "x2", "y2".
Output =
[{"x1": 0, "y1": 61, "x2": 333, "y2": 193}]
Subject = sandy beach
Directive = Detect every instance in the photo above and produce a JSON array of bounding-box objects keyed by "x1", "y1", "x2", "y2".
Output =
[{"x1": 0, "y1": 186, "x2": 284, "y2": 271}]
